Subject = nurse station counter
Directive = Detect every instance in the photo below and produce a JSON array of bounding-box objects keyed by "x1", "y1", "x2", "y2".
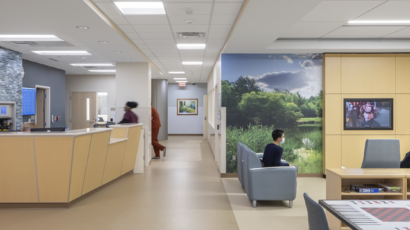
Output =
[{"x1": 0, "y1": 124, "x2": 142, "y2": 208}]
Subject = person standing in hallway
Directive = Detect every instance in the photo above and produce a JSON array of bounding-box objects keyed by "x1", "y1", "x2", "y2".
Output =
[
  {"x1": 152, "y1": 104, "x2": 166, "y2": 159},
  {"x1": 119, "y1": 101, "x2": 138, "y2": 124}
]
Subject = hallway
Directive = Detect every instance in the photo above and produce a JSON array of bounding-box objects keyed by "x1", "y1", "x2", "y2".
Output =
[{"x1": 0, "y1": 136, "x2": 239, "y2": 230}]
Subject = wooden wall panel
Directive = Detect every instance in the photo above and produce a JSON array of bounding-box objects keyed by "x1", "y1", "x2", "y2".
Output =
[
  {"x1": 82, "y1": 131, "x2": 111, "y2": 194},
  {"x1": 325, "y1": 135, "x2": 342, "y2": 169},
  {"x1": 341, "y1": 54, "x2": 396, "y2": 94},
  {"x1": 324, "y1": 54, "x2": 341, "y2": 94},
  {"x1": 121, "y1": 126, "x2": 142, "y2": 174},
  {"x1": 396, "y1": 54, "x2": 410, "y2": 93},
  {"x1": 69, "y1": 135, "x2": 92, "y2": 201},
  {"x1": 35, "y1": 137, "x2": 74, "y2": 202},
  {"x1": 396, "y1": 135, "x2": 410, "y2": 161},
  {"x1": 396, "y1": 94, "x2": 410, "y2": 135},
  {"x1": 0, "y1": 137, "x2": 38, "y2": 202},
  {"x1": 103, "y1": 141, "x2": 127, "y2": 184},
  {"x1": 325, "y1": 94, "x2": 342, "y2": 134},
  {"x1": 341, "y1": 135, "x2": 396, "y2": 168},
  {"x1": 111, "y1": 128, "x2": 128, "y2": 138}
]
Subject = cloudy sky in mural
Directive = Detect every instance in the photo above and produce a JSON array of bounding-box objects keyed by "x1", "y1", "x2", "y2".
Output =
[{"x1": 221, "y1": 54, "x2": 322, "y2": 97}]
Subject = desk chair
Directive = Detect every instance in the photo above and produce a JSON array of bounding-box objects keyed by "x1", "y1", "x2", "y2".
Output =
[
  {"x1": 303, "y1": 193, "x2": 329, "y2": 230},
  {"x1": 361, "y1": 139, "x2": 400, "y2": 168}
]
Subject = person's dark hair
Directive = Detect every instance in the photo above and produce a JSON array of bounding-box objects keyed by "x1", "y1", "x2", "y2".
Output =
[
  {"x1": 272, "y1": 129, "x2": 284, "y2": 141},
  {"x1": 126, "y1": 101, "x2": 138, "y2": 109}
]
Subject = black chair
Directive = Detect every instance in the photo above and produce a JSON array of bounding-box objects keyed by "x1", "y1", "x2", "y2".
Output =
[{"x1": 303, "y1": 193, "x2": 329, "y2": 230}]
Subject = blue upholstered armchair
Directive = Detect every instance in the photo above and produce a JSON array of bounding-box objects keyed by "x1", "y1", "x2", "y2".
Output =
[{"x1": 237, "y1": 142, "x2": 297, "y2": 208}]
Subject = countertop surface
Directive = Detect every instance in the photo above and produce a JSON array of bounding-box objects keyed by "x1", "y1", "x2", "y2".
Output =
[{"x1": 0, "y1": 128, "x2": 112, "y2": 137}]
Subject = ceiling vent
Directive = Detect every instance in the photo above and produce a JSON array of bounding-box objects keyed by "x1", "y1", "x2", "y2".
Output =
[
  {"x1": 176, "y1": 32, "x2": 206, "y2": 39},
  {"x1": 9, "y1": 41, "x2": 39, "y2": 46}
]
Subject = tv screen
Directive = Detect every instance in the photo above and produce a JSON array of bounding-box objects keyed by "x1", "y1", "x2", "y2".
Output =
[
  {"x1": 344, "y1": 98, "x2": 393, "y2": 130},
  {"x1": 22, "y1": 87, "x2": 36, "y2": 115}
]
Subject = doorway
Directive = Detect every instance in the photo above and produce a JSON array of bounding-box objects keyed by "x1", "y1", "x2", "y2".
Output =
[
  {"x1": 71, "y1": 92, "x2": 97, "y2": 130},
  {"x1": 35, "y1": 85, "x2": 50, "y2": 128}
]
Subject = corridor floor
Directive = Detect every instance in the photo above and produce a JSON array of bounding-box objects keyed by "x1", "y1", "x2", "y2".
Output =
[{"x1": 0, "y1": 135, "x2": 240, "y2": 230}]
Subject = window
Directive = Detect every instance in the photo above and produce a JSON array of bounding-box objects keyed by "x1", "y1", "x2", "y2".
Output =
[
  {"x1": 86, "y1": 98, "x2": 90, "y2": 120},
  {"x1": 97, "y1": 92, "x2": 108, "y2": 121}
]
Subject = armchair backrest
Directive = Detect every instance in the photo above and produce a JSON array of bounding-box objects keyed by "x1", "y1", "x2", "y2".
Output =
[
  {"x1": 303, "y1": 193, "x2": 329, "y2": 230},
  {"x1": 242, "y1": 143, "x2": 263, "y2": 194},
  {"x1": 362, "y1": 139, "x2": 400, "y2": 168},
  {"x1": 237, "y1": 142, "x2": 245, "y2": 186}
]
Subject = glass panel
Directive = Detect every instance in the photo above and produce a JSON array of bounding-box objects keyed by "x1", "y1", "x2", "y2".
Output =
[
  {"x1": 97, "y1": 92, "x2": 108, "y2": 121},
  {"x1": 86, "y1": 98, "x2": 90, "y2": 121}
]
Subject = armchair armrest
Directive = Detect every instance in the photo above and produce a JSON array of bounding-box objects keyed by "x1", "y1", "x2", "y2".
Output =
[{"x1": 247, "y1": 167, "x2": 297, "y2": 201}]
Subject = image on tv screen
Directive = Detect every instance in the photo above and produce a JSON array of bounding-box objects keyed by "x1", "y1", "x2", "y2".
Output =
[{"x1": 344, "y1": 98, "x2": 393, "y2": 130}]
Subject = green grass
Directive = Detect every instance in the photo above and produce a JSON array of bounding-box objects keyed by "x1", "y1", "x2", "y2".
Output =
[
  {"x1": 297, "y1": 117, "x2": 322, "y2": 122},
  {"x1": 226, "y1": 125, "x2": 323, "y2": 173}
]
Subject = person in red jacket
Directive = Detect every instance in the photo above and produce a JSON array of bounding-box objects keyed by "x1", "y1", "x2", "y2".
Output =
[{"x1": 151, "y1": 105, "x2": 166, "y2": 159}]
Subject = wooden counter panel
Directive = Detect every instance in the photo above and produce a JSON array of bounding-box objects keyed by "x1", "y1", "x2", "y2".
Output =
[
  {"x1": 69, "y1": 135, "x2": 92, "y2": 201},
  {"x1": 82, "y1": 131, "x2": 111, "y2": 194},
  {"x1": 111, "y1": 128, "x2": 128, "y2": 138},
  {"x1": 102, "y1": 141, "x2": 127, "y2": 184},
  {"x1": 35, "y1": 137, "x2": 74, "y2": 202},
  {"x1": 121, "y1": 126, "x2": 142, "y2": 174},
  {"x1": 0, "y1": 137, "x2": 38, "y2": 202}
]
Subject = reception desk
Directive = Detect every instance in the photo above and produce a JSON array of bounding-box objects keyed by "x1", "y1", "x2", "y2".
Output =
[{"x1": 0, "y1": 124, "x2": 142, "y2": 208}]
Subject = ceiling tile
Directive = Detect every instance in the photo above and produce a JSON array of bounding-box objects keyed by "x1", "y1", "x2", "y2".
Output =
[
  {"x1": 356, "y1": 1, "x2": 410, "y2": 20},
  {"x1": 301, "y1": 1, "x2": 384, "y2": 22},
  {"x1": 205, "y1": 49, "x2": 220, "y2": 57},
  {"x1": 175, "y1": 38, "x2": 207, "y2": 44},
  {"x1": 209, "y1": 24, "x2": 233, "y2": 33},
  {"x1": 282, "y1": 22, "x2": 346, "y2": 38},
  {"x1": 148, "y1": 44, "x2": 177, "y2": 50},
  {"x1": 168, "y1": 15, "x2": 211, "y2": 25},
  {"x1": 155, "y1": 53, "x2": 180, "y2": 57},
  {"x1": 171, "y1": 25, "x2": 209, "y2": 33},
  {"x1": 164, "y1": 3, "x2": 212, "y2": 15},
  {"x1": 132, "y1": 25, "x2": 172, "y2": 33},
  {"x1": 107, "y1": 14, "x2": 128, "y2": 24},
  {"x1": 385, "y1": 27, "x2": 410, "y2": 38},
  {"x1": 132, "y1": 39, "x2": 145, "y2": 45},
  {"x1": 153, "y1": 50, "x2": 180, "y2": 54},
  {"x1": 207, "y1": 39, "x2": 226, "y2": 45},
  {"x1": 163, "y1": 0, "x2": 212, "y2": 2},
  {"x1": 126, "y1": 15, "x2": 168, "y2": 25},
  {"x1": 324, "y1": 26, "x2": 406, "y2": 38},
  {"x1": 125, "y1": 32, "x2": 141, "y2": 39},
  {"x1": 208, "y1": 32, "x2": 229, "y2": 39},
  {"x1": 211, "y1": 15, "x2": 237, "y2": 25},
  {"x1": 178, "y1": 50, "x2": 205, "y2": 56},
  {"x1": 118, "y1": 25, "x2": 135, "y2": 33},
  {"x1": 215, "y1": 0, "x2": 244, "y2": 2},
  {"x1": 144, "y1": 40, "x2": 176, "y2": 45},
  {"x1": 181, "y1": 56, "x2": 204, "y2": 61},
  {"x1": 92, "y1": 0, "x2": 112, "y2": 2},
  {"x1": 213, "y1": 3, "x2": 242, "y2": 15},
  {"x1": 139, "y1": 33, "x2": 174, "y2": 39},
  {"x1": 96, "y1": 3, "x2": 121, "y2": 15}
]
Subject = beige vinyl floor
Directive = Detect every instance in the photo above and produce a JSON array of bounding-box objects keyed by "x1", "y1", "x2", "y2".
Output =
[{"x1": 0, "y1": 135, "x2": 326, "y2": 230}]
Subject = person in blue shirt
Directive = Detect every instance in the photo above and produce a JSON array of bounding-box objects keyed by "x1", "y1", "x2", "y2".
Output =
[{"x1": 262, "y1": 129, "x2": 295, "y2": 168}]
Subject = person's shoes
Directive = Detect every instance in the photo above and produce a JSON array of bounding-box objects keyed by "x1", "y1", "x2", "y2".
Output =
[
  {"x1": 152, "y1": 156, "x2": 160, "y2": 159},
  {"x1": 163, "y1": 147, "x2": 166, "y2": 157}
]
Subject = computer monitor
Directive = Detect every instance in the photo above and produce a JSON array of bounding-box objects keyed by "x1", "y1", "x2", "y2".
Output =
[{"x1": 30, "y1": 127, "x2": 66, "y2": 132}]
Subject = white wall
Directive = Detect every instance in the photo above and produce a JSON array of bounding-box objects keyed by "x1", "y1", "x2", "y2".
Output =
[
  {"x1": 168, "y1": 83, "x2": 207, "y2": 134},
  {"x1": 65, "y1": 74, "x2": 116, "y2": 129}
]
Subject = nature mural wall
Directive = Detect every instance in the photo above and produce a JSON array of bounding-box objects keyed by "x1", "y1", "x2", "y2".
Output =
[{"x1": 221, "y1": 54, "x2": 323, "y2": 173}]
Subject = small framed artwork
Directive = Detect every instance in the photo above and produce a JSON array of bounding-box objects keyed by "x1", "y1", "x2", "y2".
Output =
[{"x1": 177, "y1": 98, "x2": 198, "y2": 115}]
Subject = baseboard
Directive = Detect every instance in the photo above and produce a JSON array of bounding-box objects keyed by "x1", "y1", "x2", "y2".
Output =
[
  {"x1": 168, "y1": 134, "x2": 203, "y2": 136},
  {"x1": 0, "y1": 171, "x2": 133, "y2": 209},
  {"x1": 220, "y1": 173, "x2": 324, "y2": 178}
]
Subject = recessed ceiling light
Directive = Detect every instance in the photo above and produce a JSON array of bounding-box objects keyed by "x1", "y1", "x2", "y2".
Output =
[
  {"x1": 113, "y1": 51, "x2": 122, "y2": 54},
  {"x1": 182, "y1": 62, "x2": 203, "y2": 65},
  {"x1": 76, "y1": 26, "x2": 90, "y2": 30},
  {"x1": 0, "y1": 35, "x2": 62, "y2": 41},
  {"x1": 32, "y1": 51, "x2": 91, "y2": 55},
  {"x1": 176, "y1": 81, "x2": 188, "y2": 83},
  {"x1": 71, "y1": 63, "x2": 114, "y2": 66},
  {"x1": 177, "y1": 44, "x2": 206, "y2": 50},
  {"x1": 124, "y1": 58, "x2": 132, "y2": 61},
  {"x1": 173, "y1": 78, "x2": 187, "y2": 80},
  {"x1": 89, "y1": 70, "x2": 116, "y2": 73},
  {"x1": 347, "y1": 20, "x2": 410, "y2": 25},
  {"x1": 169, "y1": 71, "x2": 185, "y2": 74},
  {"x1": 98, "y1": 41, "x2": 109, "y2": 44},
  {"x1": 114, "y1": 2, "x2": 166, "y2": 15}
]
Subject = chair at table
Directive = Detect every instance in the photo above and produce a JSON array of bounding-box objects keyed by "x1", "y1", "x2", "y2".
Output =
[
  {"x1": 361, "y1": 139, "x2": 400, "y2": 168},
  {"x1": 303, "y1": 193, "x2": 329, "y2": 230}
]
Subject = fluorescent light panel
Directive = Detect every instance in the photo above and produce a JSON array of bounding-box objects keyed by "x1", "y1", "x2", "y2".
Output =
[
  {"x1": 71, "y1": 63, "x2": 114, "y2": 66},
  {"x1": 114, "y1": 2, "x2": 165, "y2": 15},
  {"x1": 177, "y1": 44, "x2": 206, "y2": 50},
  {"x1": 173, "y1": 78, "x2": 187, "y2": 80},
  {"x1": 169, "y1": 71, "x2": 185, "y2": 74},
  {"x1": 33, "y1": 51, "x2": 91, "y2": 55},
  {"x1": 182, "y1": 62, "x2": 203, "y2": 65},
  {"x1": 0, "y1": 35, "x2": 62, "y2": 41},
  {"x1": 348, "y1": 20, "x2": 410, "y2": 25},
  {"x1": 89, "y1": 70, "x2": 116, "y2": 73}
]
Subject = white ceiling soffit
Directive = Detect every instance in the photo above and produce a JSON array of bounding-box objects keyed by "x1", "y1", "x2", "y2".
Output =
[
  {"x1": 91, "y1": 0, "x2": 245, "y2": 83},
  {"x1": 0, "y1": 0, "x2": 148, "y2": 75}
]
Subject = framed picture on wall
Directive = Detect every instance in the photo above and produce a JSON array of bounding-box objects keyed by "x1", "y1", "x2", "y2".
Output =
[{"x1": 177, "y1": 98, "x2": 198, "y2": 115}]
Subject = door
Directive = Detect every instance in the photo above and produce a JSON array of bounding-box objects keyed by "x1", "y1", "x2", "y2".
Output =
[
  {"x1": 71, "y1": 92, "x2": 97, "y2": 130},
  {"x1": 36, "y1": 88, "x2": 45, "y2": 128}
]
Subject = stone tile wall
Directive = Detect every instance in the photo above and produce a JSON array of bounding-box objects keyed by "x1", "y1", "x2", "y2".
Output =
[{"x1": 0, "y1": 46, "x2": 24, "y2": 130}]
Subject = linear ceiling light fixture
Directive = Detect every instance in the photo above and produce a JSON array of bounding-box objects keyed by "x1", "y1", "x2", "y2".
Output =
[
  {"x1": 173, "y1": 78, "x2": 187, "y2": 80},
  {"x1": 0, "y1": 35, "x2": 62, "y2": 41},
  {"x1": 182, "y1": 62, "x2": 203, "y2": 65},
  {"x1": 33, "y1": 51, "x2": 91, "y2": 55},
  {"x1": 177, "y1": 44, "x2": 206, "y2": 50},
  {"x1": 71, "y1": 63, "x2": 114, "y2": 66},
  {"x1": 348, "y1": 20, "x2": 410, "y2": 25},
  {"x1": 88, "y1": 70, "x2": 116, "y2": 73},
  {"x1": 169, "y1": 71, "x2": 185, "y2": 74},
  {"x1": 114, "y1": 2, "x2": 166, "y2": 15}
]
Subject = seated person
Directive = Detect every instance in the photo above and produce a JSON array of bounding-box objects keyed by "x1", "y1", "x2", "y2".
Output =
[{"x1": 262, "y1": 129, "x2": 296, "y2": 169}]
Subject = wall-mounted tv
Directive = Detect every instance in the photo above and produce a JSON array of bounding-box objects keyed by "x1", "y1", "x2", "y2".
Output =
[
  {"x1": 22, "y1": 87, "x2": 36, "y2": 115},
  {"x1": 344, "y1": 98, "x2": 393, "y2": 130}
]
